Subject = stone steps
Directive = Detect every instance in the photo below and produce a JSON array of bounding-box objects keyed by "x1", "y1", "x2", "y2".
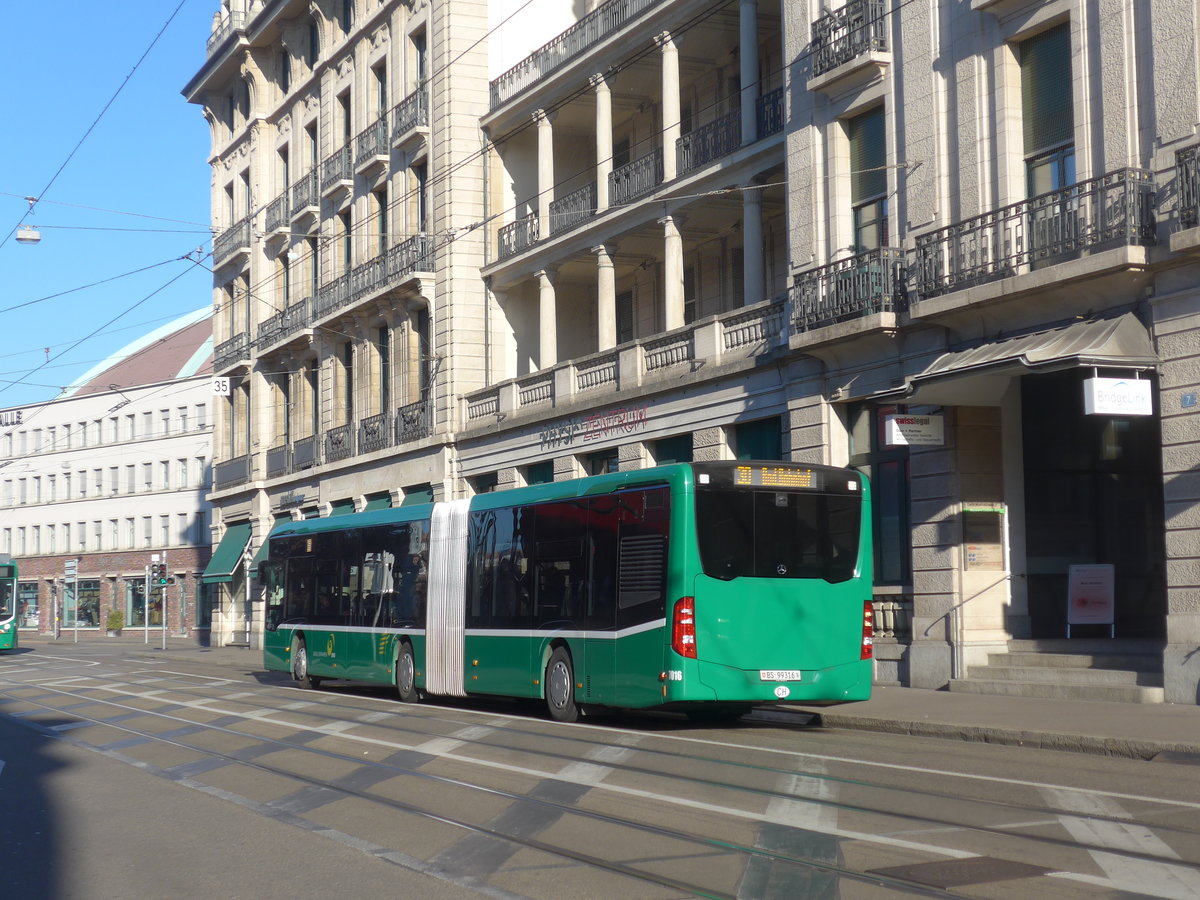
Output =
[{"x1": 950, "y1": 678, "x2": 1165, "y2": 704}]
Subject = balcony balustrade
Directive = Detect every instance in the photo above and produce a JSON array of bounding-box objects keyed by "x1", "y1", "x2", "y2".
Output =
[
  {"x1": 354, "y1": 118, "x2": 390, "y2": 170},
  {"x1": 1177, "y1": 145, "x2": 1200, "y2": 229},
  {"x1": 358, "y1": 413, "x2": 392, "y2": 454},
  {"x1": 548, "y1": 182, "x2": 597, "y2": 236},
  {"x1": 609, "y1": 149, "x2": 663, "y2": 206},
  {"x1": 755, "y1": 87, "x2": 785, "y2": 140},
  {"x1": 266, "y1": 444, "x2": 290, "y2": 479},
  {"x1": 391, "y1": 87, "x2": 429, "y2": 142},
  {"x1": 207, "y1": 12, "x2": 245, "y2": 57},
  {"x1": 213, "y1": 455, "x2": 250, "y2": 490},
  {"x1": 576, "y1": 352, "x2": 618, "y2": 392},
  {"x1": 914, "y1": 167, "x2": 1156, "y2": 300},
  {"x1": 293, "y1": 434, "x2": 320, "y2": 470},
  {"x1": 396, "y1": 399, "x2": 432, "y2": 443},
  {"x1": 489, "y1": 0, "x2": 667, "y2": 108},
  {"x1": 214, "y1": 332, "x2": 249, "y2": 371},
  {"x1": 678, "y1": 112, "x2": 741, "y2": 176},
  {"x1": 791, "y1": 247, "x2": 907, "y2": 332},
  {"x1": 518, "y1": 374, "x2": 554, "y2": 408},
  {"x1": 320, "y1": 146, "x2": 353, "y2": 193},
  {"x1": 643, "y1": 331, "x2": 693, "y2": 372},
  {"x1": 290, "y1": 171, "x2": 319, "y2": 218},
  {"x1": 721, "y1": 299, "x2": 787, "y2": 352},
  {"x1": 256, "y1": 308, "x2": 286, "y2": 348},
  {"x1": 213, "y1": 215, "x2": 252, "y2": 265},
  {"x1": 872, "y1": 598, "x2": 913, "y2": 640},
  {"x1": 325, "y1": 424, "x2": 354, "y2": 463},
  {"x1": 497, "y1": 212, "x2": 539, "y2": 260},
  {"x1": 315, "y1": 234, "x2": 433, "y2": 320},
  {"x1": 811, "y1": 0, "x2": 888, "y2": 77},
  {"x1": 265, "y1": 194, "x2": 288, "y2": 234}
]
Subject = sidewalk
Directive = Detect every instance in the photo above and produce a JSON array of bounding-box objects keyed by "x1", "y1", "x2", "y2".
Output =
[{"x1": 18, "y1": 633, "x2": 1200, "y2": 760}]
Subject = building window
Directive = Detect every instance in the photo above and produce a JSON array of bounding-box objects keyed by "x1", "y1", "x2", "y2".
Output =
[
  {"x1": 413, "y1": 162, "x2": 428, "y2": 231},
  {"x1": 654, "y1": 435, "x2": 693, "y2": 464},
  {"x1": 734, "y1": 417, "x2": 782, "y2": 461},
  {"x1": 279, "y1": 47, "x2": 291, "y2": 94},
  {"x1": 848, "y1": 403, "x2": 911, "y2": 585},
  {"x1": 373, "y1": 60, "x2": 387, "y2": 118},
  {"x1": 179, "y1": 406, "x2": 189, "y2": 432},
  {"x1": 341, "y1": 0, "x2": 354, "y2": 34},
  {"x1": 470, "y1": 473, "x2": 498, "y2": 494},
  {"x1": 586, "y1": 448, "x2": 619, "y2": 476},
  {"x1": 340, "y1": 209, "x2": 352, "y2": 272},
  {"x1": 1021, "y1": 22, "x2": 1075, "y2": 197},
  {"x1": 342, "y1": 341, "x2": 355, "y2": 423},
  {"x1": 377, "y1": 326, "x2": 391, "y2": 412},
  {"x1": 847, "y1": 106, "x2": 887, "y2": 253},
  {"x1": 525, "y1": 461, "x2": 554, "y2": 485},
  {"x1": 616, "y1": 291, "x2": 634, "y2": 344},
  {"x1": 308, "y1": 19, "x2": 320, "y2": 67},
  {"x1": 373, "y1": 187, "x2": 388, "y2": 255},
  {"x1": 18, "y1": 582, "x2": 38, "y2": 629}
]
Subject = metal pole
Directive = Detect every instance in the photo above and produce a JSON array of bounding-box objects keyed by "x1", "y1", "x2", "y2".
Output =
[{"x1": 161, "y1": 551, "x2": 168, "y2": 651}]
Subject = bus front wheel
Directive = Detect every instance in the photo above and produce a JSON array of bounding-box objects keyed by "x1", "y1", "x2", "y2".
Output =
[
  {"x1": 292, "y1": 638, "x2": 321, "y2": 690},
  {"x1": 395, "y1": 642, "x2": 419, "y2": 703},
  {"x1": 544, "y1": 647, "x2": 579, "y2": 723}
]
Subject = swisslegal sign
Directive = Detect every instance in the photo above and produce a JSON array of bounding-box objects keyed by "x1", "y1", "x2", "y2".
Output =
[{"x1": 1083, "y1": 377, "x2": 1152, "y2": 416}]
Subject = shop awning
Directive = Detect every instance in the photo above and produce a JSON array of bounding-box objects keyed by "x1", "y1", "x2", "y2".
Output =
[
  {"x1": 400, "y1": 484, "x2": 434, "y2": 506},
  {"x1": 881, "y1": 313, "x2": 1158, "y2": 405},
  {"x1": 328, "y1": 499, "x2": 356, "y2": 516},
  {"x1": 363, "y1": 494, "x2": 391, "y2": 511},
  {"x1": 201, "y1": 522, "x2": 252, "y2": 584}
]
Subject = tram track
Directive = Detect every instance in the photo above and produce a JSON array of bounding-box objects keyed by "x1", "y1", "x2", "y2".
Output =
[{"x1": 3, "y1": 656, "x2": 1200, "y2": 897}]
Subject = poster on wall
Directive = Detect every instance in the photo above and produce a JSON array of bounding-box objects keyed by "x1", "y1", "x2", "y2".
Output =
[{"x1": 1067, "y1": 564, "x2": 1115, "y2": 626}]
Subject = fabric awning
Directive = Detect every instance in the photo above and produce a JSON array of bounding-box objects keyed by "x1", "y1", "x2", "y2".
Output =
[
  {"x1": 328, "y1": 499, "x2": 356, "y2": 516},
  {"x1": 883, "y1": 313, "x2": 1158, "y2": 405},
  {"x1": 201, "y1": 522, "x2": 252, "y2": 584},
  {"x1": 400, "y1": 485, "x2": 434, "y2": 506},
  {"x1": 363, "y1": 494, "x2": 391, "y2": 511}
]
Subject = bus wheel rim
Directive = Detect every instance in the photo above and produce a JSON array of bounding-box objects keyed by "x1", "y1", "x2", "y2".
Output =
[
  {"x1": 295, "y1": 646, "x2": 307, "y2": 679},
  {"x1": 399, "y1": 650, "x2": 414, "y2": 692},
  {"x1": 549, "y1": 660, "x2": 569, "y2": 708}
]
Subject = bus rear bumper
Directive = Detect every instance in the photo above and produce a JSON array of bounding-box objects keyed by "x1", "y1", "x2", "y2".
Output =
[{"x1": 680, "y1": 658, "x2": 873, "y2": 704}]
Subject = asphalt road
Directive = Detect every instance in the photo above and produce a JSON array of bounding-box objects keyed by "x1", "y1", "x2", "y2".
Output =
[{"x1": 2, "y1": 642, "x2": 1198, "y2": 899}]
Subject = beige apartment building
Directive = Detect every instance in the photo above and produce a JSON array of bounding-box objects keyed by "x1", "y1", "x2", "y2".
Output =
[{"x1": 188, "y1": 0, "x2": 1200, "y2": 704}]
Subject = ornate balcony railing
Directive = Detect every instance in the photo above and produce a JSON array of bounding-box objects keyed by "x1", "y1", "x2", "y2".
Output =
[
  {"x1": 497, "y1": 212, "x2": 539, "y2": 260},
  {"x1": 756, "y1": 87, "x2": 785, "y2": 140},
  {"x1": 518, "y1": 374, "x2": 553, "y2": 407},
  {"x1": 265, "y1": 193, "x2": 288, "y2": 233},
  {"x1": 643, "y1": 331, "x2": 693, "y2": 372},
  {"x1": 291, "y1": 171, "x2": 319, "y2": 217},
  {"x1": 293, "y1": 434, "x2": 320, "y2": 470},
  {"x1": 214, "y1": 332, "x2": 249, "y2": 371},
  {"x1": 266, "y1": 444, "x2": 290, "y2": 479},
  {"x1": 391, "y1": 87, "x2": 429, "y2": 141},
  {"x1": 609, "y1": 149, "x2": 663, "y2": 206},
  {"x1": 811, "y1": 0, "x2": 888, "y2": 77},
  {"x1": 214, "y1": 455, "x2": 250, "y2": 490},
  {"x1": 576, "y1": 352, "x2": 619, "y2": 393},
  {"x1": 396, "y1": 399, "x2": 432, "y2": 443},
  {"x1": 721, "y1": 298, "x2": 788, "y2": 352},
  {"x1": 358, "y1": 413, "x2": 391, "y2": 454},
  {"x1": 315, "y1": 272, "x2": 351, "y2": 318},
  {"x1": 354, "y1": 118, "x2": 389, "y2": 168},
  {"x1": 325, "y1": 424, "x2": 354, "y2": 463},
  {"x1": 548, "y1": 182, "x2": 597, "y2": 236},
  {"x1": 678, "y1": 112, "x2": 741, "y2": 176},
  {"x1": 791, "y1": 247, "x2": 907, "y2": 332},
  {"x1": 213, "y1": 215, "x2": 252, "y2": 264},
  {"x1": 320, "y1": 145, "x2": 353, "y2": 192},
  {"x1": 489, "y1": 0, "x2": 667, "y2": 108},
  {"x1": 314, "y1": 234, "x2": 433, "y2": 319},
  {"x1": 256, "y1": 308, "x2": 286, "y2": 347},
  {"x1": 914, "y1": 167, "x2": 1157, "y2": 300},
  {"x1": 207, "y1": 12, "x2": 246, "y2": 57},
  {"x1": 1177, "y1": 145, "x2": 1200, "y2": 229}
]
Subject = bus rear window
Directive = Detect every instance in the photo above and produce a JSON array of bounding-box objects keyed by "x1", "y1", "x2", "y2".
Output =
[{"x1": 695, "y1": 489, "x2": 860, "y2": 583}]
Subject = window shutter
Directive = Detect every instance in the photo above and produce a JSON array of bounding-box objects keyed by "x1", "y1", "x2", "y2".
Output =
[{"x1": 1021, "y1": 23, "x2": 1073, "y2": 155}]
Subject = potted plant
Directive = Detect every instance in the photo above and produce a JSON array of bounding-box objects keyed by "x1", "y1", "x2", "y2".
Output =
[{"x1": 105, "y1": 609, "x2": 124, "y2": 637}]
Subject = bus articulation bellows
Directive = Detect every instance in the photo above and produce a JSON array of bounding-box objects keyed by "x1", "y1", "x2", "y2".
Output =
[{"x1": 261, "y1": 461, "x2": 874, "y2": 722}]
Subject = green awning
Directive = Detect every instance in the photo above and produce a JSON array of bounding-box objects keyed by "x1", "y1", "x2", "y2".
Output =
[
  {"x1": 400, "y1": 484, "x2": 433, "y2": 506},
  {"x1": 328, "y1": 499, "x2": 356, "y2": 516},
  {"x1": 251, "y1": 515, "x2": 292, "y2": 567},
  {"x1": 363, "y1": 493, "x2": 391, "y2": 511},
  {"x1": 201, "y1": 523, "x2": 252, "y2": 583}
]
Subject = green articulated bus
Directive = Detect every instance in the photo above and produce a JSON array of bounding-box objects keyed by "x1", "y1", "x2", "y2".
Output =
[
  {"x1": 261, "y1": 461, "x2": 874, "y2": 722},
  {"x1": 0, "y1": 555, "x2": 19, "y2": 651}
]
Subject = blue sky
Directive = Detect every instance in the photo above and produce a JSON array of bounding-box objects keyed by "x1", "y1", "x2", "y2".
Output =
[{"x1": 0, "y1": 1, "x2": 216, "y2": 409}]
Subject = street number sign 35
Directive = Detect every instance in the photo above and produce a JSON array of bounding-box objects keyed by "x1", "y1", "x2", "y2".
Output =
[{"x1": 212, "y1": 377, "x2": 231, "y2": 396}]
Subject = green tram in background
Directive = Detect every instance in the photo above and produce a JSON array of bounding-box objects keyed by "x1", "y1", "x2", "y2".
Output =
[
  {"x1": 261, "y1": 461, "x2": 874, "y2": 722},
  {"x1": 0, "y1": 555, "x2": 19, "y2": 651}
]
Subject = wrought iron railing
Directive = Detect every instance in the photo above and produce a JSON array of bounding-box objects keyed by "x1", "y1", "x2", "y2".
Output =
[
  {"x1": 391, "y1": 87, "x2": 429, "y2": 140},
  {"x1": 497, "y1": 212, "x2": 539, "y2": 260},
  {"x1": 609, "y1": 149, "x2": 663, "y2": 206},
  {"x1": 256, "y1": 308, "x2": 286, "y2": 347},
  {"x1": 914, "y1": 167, "x2": 1157, "y2": 300},
  {"x1": 315, "y1": 272, "x2": 351, "y2": 318},
  {"x1": 1177, "y1": 145, "x2": 1200, "y2": 229},
  {"x1": 265, "y1": 193, "x2": 288, "y2": 233},
  {"x1": 489, "y1": 0, "x2": 667, "y2": 108},
  {"x1": 678, "y1": 112, "x2": 741, "y2": 176},
  {"x1": 266, "y1": 444, "x2": 290, "y2": 479},
  {"x1": 320, "y1": 145, "x2": 353, "y2": 192},
  {"x1": 293, "y1": 435, "x2": 319, "y2": 470},
  {"x1": 396, "y1": 399, "x2": 432, "y2": 443},
  {"x1": 791, "y1": 247, "x2": 907, "y2": 332},
  {"x1": 214, "y1": 332, "x2": 249, "y2": 371},
  {"x1": 354, "y1": 118, "x2": 389, "y2": 168},
  {"x1": 214, "y1": 455, "x2": 250, "y2": 490},
  {"x1": 207, "y1": 12, "x2": 246, "y2": 56},
  {"x1": 213, "y1": 215, "x2": 252, "y2": 264},
  {"x1": 291, "y1": 170, "x2": 319, "y2": 217},
  {"x1": 315, "y1": 233, "x2": 433, "y2": 319},
  {"x1": 756, "y1": 87, "x2": 785, "y2": 140},
  {"x1": 548, "y1": 182, "x2": 597, "y2": 236},
  {"x1": 358, "y1": 413, "x2": 391, "y2": 453},
  {"x1": 325, "y1": 424, "x2": 354, "y2": 462},
  {"x1": 811, "y1": 0, "x2": 888, "y2": 77}
]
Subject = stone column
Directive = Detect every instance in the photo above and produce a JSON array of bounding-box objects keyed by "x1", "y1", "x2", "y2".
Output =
[
  {"x1": 739, "y1": 0, "x2": 759, "y2": 145},
  {"x1": 535, "y1": 109, "x2": 555, "y2": 234},
  {"x1": 594, "y1": 244, "x2": 617, "y2": 350},
  {"x1": 657, "y1": 32, "x2": 681, "y2": 182},
  {"x1": 660, "y1": 216, "x2": 685, "y2": 330},
  {"x1": 591, "y1": 74, "x2": 613, "y2": 212},
  {"x1": 742, "y1": 183, "x2": 764, "y2": 305},
  {"x1": 536, "y1": 268, "x2": 557, "y2": 369}
]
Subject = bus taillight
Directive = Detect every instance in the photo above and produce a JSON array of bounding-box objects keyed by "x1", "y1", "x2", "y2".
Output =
[
  {"x1": 861, "y1": 601, "x2": 874, "y2": 659},
  {"x1": 671, "y1": 597, "x2": 697, "y2": 659}
]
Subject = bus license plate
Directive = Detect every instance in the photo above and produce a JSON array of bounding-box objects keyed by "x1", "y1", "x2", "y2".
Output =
[{"x1": 760, "y1": 670, "x2": 802, "y2": 682}]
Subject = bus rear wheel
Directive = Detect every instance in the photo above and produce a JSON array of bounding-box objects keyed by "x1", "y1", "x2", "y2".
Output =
[
  {"x1": 292, "y1": 638, "x2": 321, "y2": 690},
  {"x1": 395, "y1": 642, "x2": 419, "y2": 703},
  {"x1": 544, "y1": 647, "x2": 579, "y2": 723}
]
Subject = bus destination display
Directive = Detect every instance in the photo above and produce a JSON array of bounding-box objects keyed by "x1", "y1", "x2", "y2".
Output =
[{"x1": 734, "y1": 465, "x2": 818, "y2": 489}]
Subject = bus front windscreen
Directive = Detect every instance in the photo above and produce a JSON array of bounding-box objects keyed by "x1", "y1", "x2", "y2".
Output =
[
  {"x1": 0, "y1": 581, "x2": 13, "y2": 618},
  {"x1": 696, "y1": 489, "x2": 860, "y2": 583}
]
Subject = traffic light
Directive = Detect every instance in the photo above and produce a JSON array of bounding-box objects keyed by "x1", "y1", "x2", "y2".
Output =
[{"x1": 151, "y1": 563, "x2": 168, "y2": 587}]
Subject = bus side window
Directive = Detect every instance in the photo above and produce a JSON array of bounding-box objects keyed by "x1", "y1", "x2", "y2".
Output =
[{"x1": 587, "y1": 497, "x2": 619, "y2": 631}]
